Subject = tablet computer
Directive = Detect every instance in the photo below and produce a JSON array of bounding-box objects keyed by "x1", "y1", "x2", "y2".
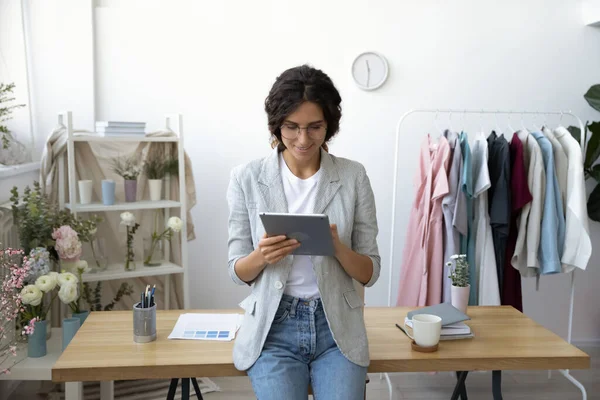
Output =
[{"x1": 258, "y1": 212, "x2": 335, "y2": 256}]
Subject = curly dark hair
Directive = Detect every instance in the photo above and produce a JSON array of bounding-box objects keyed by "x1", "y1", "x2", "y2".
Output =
[{"x1": 265, "y1": 65, "x2": 342, "y2": 149}]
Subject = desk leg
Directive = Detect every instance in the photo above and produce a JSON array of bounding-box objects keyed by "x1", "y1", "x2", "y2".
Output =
[
  {"x1": 166, "y1": 378, "x2": 179, "y2": 400},
  {"x1": 451, "y1": 371, "x2": 469, "y2": 400},
  {"x1": 100, "y1": 380, "x2": 114, "y2": 400},
  {"x1": 182, "y1": 378, "x2": 190, "y2": 400},
  {"x1": 191, "y1": 378, "x2": 204, "y2": 400},
  {"x1": 65, "y1": 382, "x2": 83, "y2": 400},
  {"x1": 492, "y1": 370, "x2": 503, "y2": 400}
]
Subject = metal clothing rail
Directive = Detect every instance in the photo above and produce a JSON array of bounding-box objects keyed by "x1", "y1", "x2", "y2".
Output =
[{"x1": 383, "y1": 109, "x2": 587, "y2": 400}]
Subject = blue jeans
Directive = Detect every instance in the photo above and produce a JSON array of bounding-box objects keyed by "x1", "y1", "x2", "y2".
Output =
[{"x1": 247, "y1": 294, "x2": 367, "y2": 400}]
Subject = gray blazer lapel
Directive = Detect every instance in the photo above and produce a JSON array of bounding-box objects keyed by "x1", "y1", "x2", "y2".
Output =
[
  {"x1": 257, "y1": 147, "x2": 288, "y2": 213},
  {"x1": 313, "y1": 148, "x2": 341, "y2": 214}
]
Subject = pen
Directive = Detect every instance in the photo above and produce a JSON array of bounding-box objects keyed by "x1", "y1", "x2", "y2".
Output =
[
  {"x1": 150, "y1": 285, "x2": 156, "y2": 307},
  {"x1": 141, "y1": 292, "x2": 145, "y2": 308},
  {"x1": 395, "y1": 323, "x2": 409, "y2": 338}
]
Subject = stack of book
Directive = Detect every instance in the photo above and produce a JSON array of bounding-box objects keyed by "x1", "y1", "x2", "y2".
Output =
[
  {"x1": 95, "y1": 121, "x2": 146, "y2": 136},
  {"x1": 404, "y1": 302, "x2": 474, "y2": 340}
]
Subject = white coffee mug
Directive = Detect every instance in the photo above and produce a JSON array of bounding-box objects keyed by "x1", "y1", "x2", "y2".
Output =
[{"x1": 404, "y1": 314, "x2": 442, "y2": 347}]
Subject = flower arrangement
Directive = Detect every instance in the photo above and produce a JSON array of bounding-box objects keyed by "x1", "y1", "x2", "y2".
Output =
[
  {"x1": 447, "y1": 254, "x2": 469, "y2": 288},
  {"x1": 56, "y1": 264, "x2": 89, "y2": 314},
  {"x1": 121, "y1": 212, "x2": 140, "y2": 271},
  {"x1": 144, "y1": 214, "x2": 182, "y2": 265},
  {"x1": 10, "y1": 181, "x2": 74, "y2": 258},
  {"x1": 0, "y1": 246, "x2": 37, "y2": 375},
  {"x1": 24, "y1": 247, "x2": 51, "y2": 284},
  {"x1": 19, "y1": 271, "x2": 58, "y2": 323},
  {"x1": 110, "y1": 155, "x2": 142, "y2": 180},
  {"x1": 68, "y1": 214, "x2": 104, "y2": 269},
  {"x1": 51, "y1": 225, "x2": 82, "y2": 263}
]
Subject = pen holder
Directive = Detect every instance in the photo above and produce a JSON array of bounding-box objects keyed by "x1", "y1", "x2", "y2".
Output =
[{"x1": 133, "y1": 302, "x2": 157, "y2": 343}]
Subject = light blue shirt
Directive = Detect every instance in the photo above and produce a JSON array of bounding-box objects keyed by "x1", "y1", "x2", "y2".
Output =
[{"x1": 531, "y1": 131, "x2": 565, "y2": 275}]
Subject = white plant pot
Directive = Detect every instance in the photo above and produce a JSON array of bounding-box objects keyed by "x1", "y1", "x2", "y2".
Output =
[
  {"x1": 451, "y1": 284, "x2": 470, "y2": 314},
  {"x1": 149, "y1": 179, "x2": 163, "y2": 201},
  {"x1": 78, "y1": 180, "x2": 93, "y2": 204}
]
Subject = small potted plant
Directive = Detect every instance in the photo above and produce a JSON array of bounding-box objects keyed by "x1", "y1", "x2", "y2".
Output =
[
  {"x1": 143, "y1": 156, "x2": 178, "y2": 202},
  {"x1": 447, "y1": 254, "x2": 470, "y2": 314},
  {"x1": 110, "y1": 155, "x2": 142, "y2": 202}
]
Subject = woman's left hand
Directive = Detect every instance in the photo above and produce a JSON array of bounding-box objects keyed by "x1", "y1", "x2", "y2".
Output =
[{"x1": 330, "y1": 224, "x2": 344, "y2": 257}]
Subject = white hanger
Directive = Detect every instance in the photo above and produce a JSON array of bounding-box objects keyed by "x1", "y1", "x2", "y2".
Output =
[
  {"x1": 507, "y1": 111, "x2": 515, "y2": 133},
  {"x1": 494, "y1": 111, "x2": 503, "y2": 137}
]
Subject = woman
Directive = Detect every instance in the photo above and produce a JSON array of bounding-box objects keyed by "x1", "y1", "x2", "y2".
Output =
[{"x1": 226, "y1": 65, "x2": 380, "y2": 400}]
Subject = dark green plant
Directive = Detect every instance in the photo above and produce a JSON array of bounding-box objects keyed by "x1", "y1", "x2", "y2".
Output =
[
  {"x1": 0, "y1": 82, "x2": 26, "y2": 150},
  {"x1": 447, "y1": 254, "x2": 469, "y2": 287},
  {"x1": 568, "y1": 84, "x2": 600, "y2": 222},
  {"x1": 143, "y1": 156, "x2": 178, "y2": 179},
  {"x1": 10, "y1": 181, "x2": 73, "y2": 258},
  {"x1": 82, "y1": 281, "x2": 135, "y2": 311}
]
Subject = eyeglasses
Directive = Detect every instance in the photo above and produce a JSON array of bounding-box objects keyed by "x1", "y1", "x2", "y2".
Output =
[{"x1": 280, "y1": 123, "x2": 327, "y2": 140}]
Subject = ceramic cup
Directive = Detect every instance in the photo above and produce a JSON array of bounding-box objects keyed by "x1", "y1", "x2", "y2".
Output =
[
  {"x1": 78, "y1": 180, "x2": 93, "y2": 204},
  {"x1": 403, "y1": 314, "x2": 442, "y2": 348}
]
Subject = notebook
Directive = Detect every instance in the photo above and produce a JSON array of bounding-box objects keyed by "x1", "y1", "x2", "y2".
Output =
[
  {"x1": 406, "y1": 302, "x2": 470, "y2": 326},
  {"x1": 404, "y1": 317, "x2": 472, "y2": 336}
]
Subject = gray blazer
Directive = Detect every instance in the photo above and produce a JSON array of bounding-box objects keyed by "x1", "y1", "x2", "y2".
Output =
[{"x1": 226, "y1": 146, "x2": 381, "y2": 371}]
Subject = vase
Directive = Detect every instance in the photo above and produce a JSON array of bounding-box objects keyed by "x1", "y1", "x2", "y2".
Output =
[
  {"x1": 451, "y1": 284, "x2": 470, "y2": 314},
  {"x1": 143, "y1": 237, "x2": 163, "y2": 267},
  {"x1": 62, "y1": 317, "x2": 80, "y2": 351},
  {"x1": 78, "y1": 180, "x2": 93, "y2": 205},
  {"x1": 148, "y1": 179, "x2": 162, "y2": 201},
  {"x1": 89, "y1": 237, "x2": 109, "y2": 272},
  {"x1": 124, "y1": 256, "x2": 136, "y2": 271},
  {"x1": 124, "y1": 179, "x2": 137, "y2": 202},
  {"x1": 72, "y1": 311, "x2": 90, "y2": 327},
  {"x1": 27, "y1": 319, "x2": 47, "y2": 358},
  {"x1": 102, "y1": 179, "x2": 116, "y2": 205}
]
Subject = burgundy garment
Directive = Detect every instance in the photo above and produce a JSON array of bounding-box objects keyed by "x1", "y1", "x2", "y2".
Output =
[{"x1": 503, "y1": 133, "x2": 532, "y2": 311}]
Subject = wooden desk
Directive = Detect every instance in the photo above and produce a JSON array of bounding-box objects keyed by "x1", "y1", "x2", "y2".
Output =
[{"x1": 52, "y1": 306, "x2": 590, "y2": 399}]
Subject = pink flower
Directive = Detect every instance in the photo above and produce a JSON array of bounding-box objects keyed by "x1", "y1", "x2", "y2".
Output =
[{"x1": 52, "y1": 226, "x2": 82, "y2": 262}]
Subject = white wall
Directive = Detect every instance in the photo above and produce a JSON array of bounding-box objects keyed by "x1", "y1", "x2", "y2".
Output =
[{"x1": 16, "y1": 0, "x2": 600, "y2": 342}]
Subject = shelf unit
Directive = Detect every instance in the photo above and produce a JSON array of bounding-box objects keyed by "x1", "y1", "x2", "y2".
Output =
[{"x1": 57, "y1": 111, "x2": 189, "y2": 310}]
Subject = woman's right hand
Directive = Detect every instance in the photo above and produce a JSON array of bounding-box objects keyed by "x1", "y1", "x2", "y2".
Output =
[{"x1": 257, "y1": 233, "x2": 301, "y2": 265}]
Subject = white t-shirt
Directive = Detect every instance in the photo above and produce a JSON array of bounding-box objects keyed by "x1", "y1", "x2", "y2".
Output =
[
  {"x1": 279, "y1": 152, "x2": 322, "y2": 299},
  {"x1": 554, "y1": 127, "x2": 592, "y2": 272},
  {"x1": 472, "y1": 133, "x2": 500, "y2": 306}
]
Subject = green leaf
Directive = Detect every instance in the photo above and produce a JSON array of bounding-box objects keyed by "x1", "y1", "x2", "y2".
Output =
[
  {"x1": 567, "y1": 126, "x2": 581, "y2": 145},
  {"x1": 590, "y1": 165, "x2": 600, "y2": 182},
  {"x1": 585, "y1": 122, "x2": 600, "y2": 169},
  {"x1": 584, "y1": 84, "x2": 600, "y2": 113},
  {"x1": 588, "y1": 183, "x2": 600, "y2": 222}
]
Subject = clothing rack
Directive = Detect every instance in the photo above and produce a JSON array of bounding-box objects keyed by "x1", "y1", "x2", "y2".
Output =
[{"x1": 383, "y1": 109, "x2": 588, "y2": 400}]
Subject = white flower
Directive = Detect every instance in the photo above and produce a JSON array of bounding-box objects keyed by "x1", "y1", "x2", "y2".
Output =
[
  {"x1": 35, "y1": 274, "x2": 58, "y2": 293},
  {"x1": 58, "y1": 283, "x2": 78, "y2": 304},
  {"x1": 20, "y1": 285, "x2": 43, "y2": 306},
  {"x1": 76, "y1": 260, "x2": 91, "y2": 274},
  {"x1": 89, "y1": 228, "x2": 97, "y2": 236},
  {"x1": 58, "y1": 272, "x2": 79, "y2": 286},
  {"x1": 167, "y1": 217, "x2": 183, "y2": 233},
  {"x1": 48, "y1": 271, "x2": 59, "y2": 281},
  {"x1": 120, "y1": 212, "x2": 136, "y2": 227}
]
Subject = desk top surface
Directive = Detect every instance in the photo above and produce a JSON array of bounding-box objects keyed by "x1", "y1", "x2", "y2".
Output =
[{"x1": 51, "y1": 306, "x2": 590, "y2": 382}]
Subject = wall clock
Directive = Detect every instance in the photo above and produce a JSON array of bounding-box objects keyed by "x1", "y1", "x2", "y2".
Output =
[{"x1": 351, "y1": 51, "x2": 389, "y2": 91}]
